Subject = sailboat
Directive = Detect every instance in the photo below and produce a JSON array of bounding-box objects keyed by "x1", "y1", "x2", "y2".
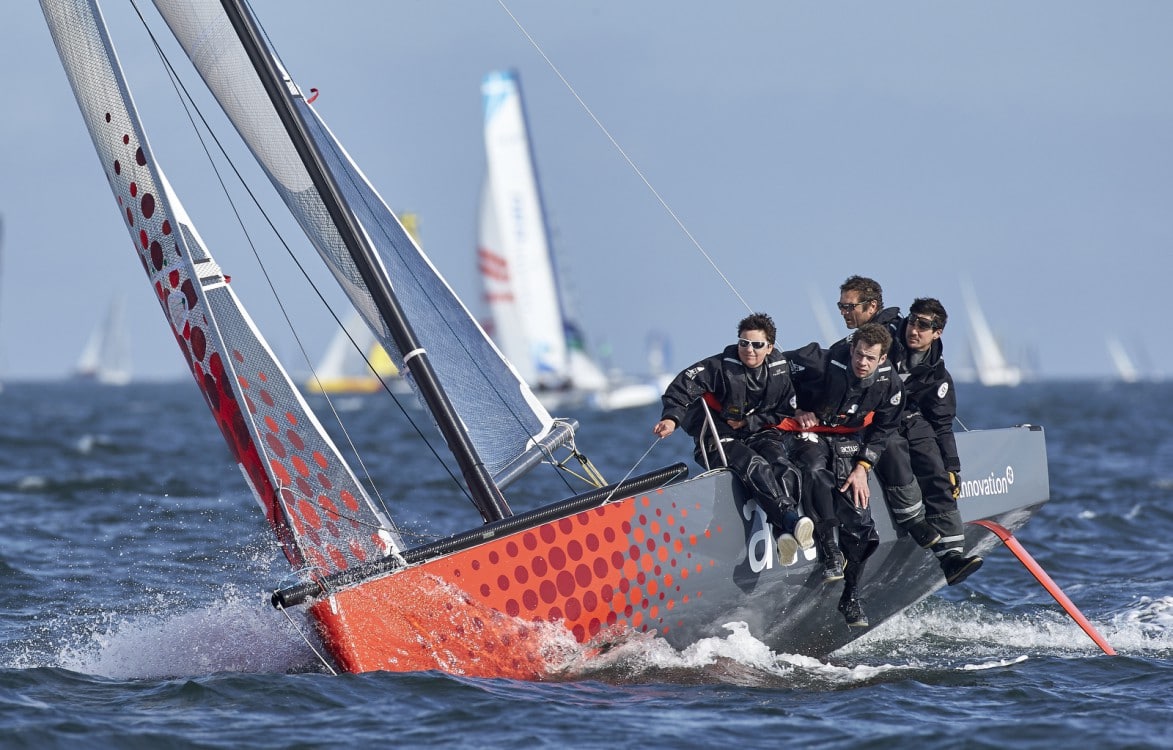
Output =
[
  {"x1": 303, "y1": 213, "x2": 422, "y2": 396},
  {"x1": 478, "y1": 69, "x2": 660, "y2": 412},
  {"x1": 73, "y1": 294, "x2": 132, "y2": 386},
  {"x1": 960, "y1": 280, "x2": 1022, "y2": 387},
  {"x1": 303, "y1": 310, "x2": 399, "y2": 395},
  {"x1": 807, "y1": 284, "x2": 840, "y2": 346},
  {"x1": 42, "y1": 0, "x2": 1054, "y2": 678},
  {"x1": 1105, "y1": 337, "x2": 1140, "y2": 383}
]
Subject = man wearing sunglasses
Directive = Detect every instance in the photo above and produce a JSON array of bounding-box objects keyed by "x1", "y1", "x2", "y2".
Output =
[
  {"x1": 889, "y1": 298, "x2": 982, "y2": 585},
  {"x1": 654, "y1": 313, "x2": 814, "y2": 567},
  {"x1": 835, "y1": 275, "x2": 902, "y2": 344},
  {"x1": 828, "y1": 276, "x2": 943, "y2": 555},
  {"x1": 828, "y1": 275, "x2": 982, "y2": 583}
]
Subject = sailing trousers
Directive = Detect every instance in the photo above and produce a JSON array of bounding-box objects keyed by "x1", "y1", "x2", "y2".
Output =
[
  {"x1": 697, "y1": 431, "x2": 802, "y2": 536},
  {"x1": 877, "y1": 418, "x2": 966, "y2": 558},
  {"x1": 787, "y1": 434, "x2": 878, "y2": 564}
]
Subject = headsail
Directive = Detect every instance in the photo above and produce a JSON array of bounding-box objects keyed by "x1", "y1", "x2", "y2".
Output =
[
  {"x1": 40, "y1": 0, "x2": 403, "y2": 575},
  {"x1": 151, "y1": 2, "x2": 570, "y2": 496}
]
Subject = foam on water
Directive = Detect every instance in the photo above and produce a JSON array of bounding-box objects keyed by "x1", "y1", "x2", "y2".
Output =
[
  {"x1": 42, "y1": 587, "x2": 325, "y2": 679},
  {"x1": 23, "y1": 587, "x2": 1168, "y2": 684}
]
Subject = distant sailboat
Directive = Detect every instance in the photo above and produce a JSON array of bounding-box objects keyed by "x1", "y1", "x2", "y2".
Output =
[
  {"x1": 304, "y1": 310, "x2": 400, "y2": 394},
  {"x1": 808, "y1": 284, "x2": 840, "y2": 346},
  {"x1": 478, "y1": 69, "x2": 657, "y2": 412},
  {"x1": 960, "y1": 281, "x2": 1022, "y2": 387},
  {"x1": 1106, "y1": 337, "x2": 1139, "y2": 383},
  {"x1": 303, "y1": 215, "x2": 419, "y2": 395},
  {"x1": 74, "y1": 294, "x2": 131, "y2": 385}
]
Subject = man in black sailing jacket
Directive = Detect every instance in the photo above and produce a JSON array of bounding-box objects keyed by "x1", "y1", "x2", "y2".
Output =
[
  {"x1": 830, "y1": 275, "x2": 939, "y2": 543},
  {"x1": 653, "y1": 312, "x2": 814, "y2": 566},
  {"x1": 890, "y1": 298, "x2": 982, "y2": 585},
  {"x1": 831, "y1": 276, "x2": 980, "y2": 584},
  {"x1": 786, "y1": 322, "x2": 904, "y2": 628}
]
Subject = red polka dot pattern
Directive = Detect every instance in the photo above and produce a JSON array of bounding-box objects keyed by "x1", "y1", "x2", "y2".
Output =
[
  {"x1": 77, "y1": 67, "x2": 394, "y2": 575},
  {"x1": 312, "y1": 489, "x2": 726, "y2": 677}
]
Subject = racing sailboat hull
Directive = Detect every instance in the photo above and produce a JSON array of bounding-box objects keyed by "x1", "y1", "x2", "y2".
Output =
[{"x1": 305, "y1": 426, "x2": 1047, "y2": 677}]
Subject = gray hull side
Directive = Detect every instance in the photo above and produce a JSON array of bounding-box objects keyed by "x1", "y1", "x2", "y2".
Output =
[{"x1": 649, "y1": 425, "x2": 1048, "y2": 654}]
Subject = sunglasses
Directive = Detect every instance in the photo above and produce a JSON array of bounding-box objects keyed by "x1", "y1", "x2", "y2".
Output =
[
  {"x1": 837, "y1": 300, "x2": 871, "y2": 311},
  {"x1": 737, "y1": 338, "x2": 769, "y2": 350},
  {"x1": 909, "y1": 315, "x2": 939, "y2": 332}
]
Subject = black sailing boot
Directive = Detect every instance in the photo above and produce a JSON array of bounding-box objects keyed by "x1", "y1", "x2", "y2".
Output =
[
  {"x1": 906, "y1": 518, "x2": 943, "y2": 549},
  {"x1": 837, "y1": 558, "x2": 869, "y2": 628},
  {"x1": 886, "y1": 481, "x2": 942, "y2": 549},
  {"x1": 940, "y1": 551, "x2": 984, "y2": 586},
  {"x1": 814, "y1": 523, "x2": 844, "y2": 583}
]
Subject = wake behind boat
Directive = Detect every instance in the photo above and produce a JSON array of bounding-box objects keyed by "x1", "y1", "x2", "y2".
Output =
[{"x1": 41, "y1": 0, "x2": 1053, "y2": 678}]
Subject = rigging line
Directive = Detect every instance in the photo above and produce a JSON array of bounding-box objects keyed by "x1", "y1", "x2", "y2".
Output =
[
  {"x1": 601, "y1": 438, "x2": 663, "y2": 504},
  {"x1": 497, "y1": 0, "x2": 753, "y2": 315},
  {"x1": 274, "y1": 603, "x2": 338, "y2": 675},
  {"x1": 132, "y1": 1, "x2": 474, "y2": 513}
]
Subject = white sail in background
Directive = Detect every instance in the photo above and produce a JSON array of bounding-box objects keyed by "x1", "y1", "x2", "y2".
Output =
[
  {"x1": 479, "y1": 70, "x2": 661, "y2": 411},
  {"x1": 961, "y1": 280, "x2": 1022, "y2": 387},
  {"x1": 304, "y1": 310, "x2": 399, "y2": 394},
  {"x1": 74, "y1": 294, "x2": 131, "y2": 385},
  {"x1": 1106, "y1": 337, "x2": 1139, "y2": 383},
  {"x1": 304, "y1": 212, "x2": 424, "y2": 395},
  {"x1": 478, "y1": 71, "x2": 610, "y2": 397},
  {"x1": 808, "y1": 284, "x2": 840, "y2": 346}
]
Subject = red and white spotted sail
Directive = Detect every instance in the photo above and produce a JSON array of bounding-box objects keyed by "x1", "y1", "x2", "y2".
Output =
[{"x1": 40, "y1": 0, "x2": 403, "y2": 577}]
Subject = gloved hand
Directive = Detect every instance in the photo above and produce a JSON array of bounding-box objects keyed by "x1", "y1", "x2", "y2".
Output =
[{"x1": 948, "y1": 471, "x2": 961, "y2": 501}]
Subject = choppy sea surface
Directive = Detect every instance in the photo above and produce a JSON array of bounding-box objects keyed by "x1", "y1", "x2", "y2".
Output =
[{"x1": 0, "y1": 379, "x2": 1169, "y2": 749}]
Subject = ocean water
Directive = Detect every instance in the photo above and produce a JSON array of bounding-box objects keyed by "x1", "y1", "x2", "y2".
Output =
[{"x1": 0, "y1": 380, "x2": 1169, "y2": 749}]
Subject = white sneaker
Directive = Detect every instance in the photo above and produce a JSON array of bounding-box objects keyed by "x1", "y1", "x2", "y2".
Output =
[
  {"x1": 793, "y1": 516, "x2": 815, "y2": 550},
  {"x1": 776, "y1": 533, "x2": 799, "y2": 566}
]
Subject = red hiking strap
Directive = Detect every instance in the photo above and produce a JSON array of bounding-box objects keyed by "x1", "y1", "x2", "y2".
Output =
[{"x1": 700, "y1": 392, "x2": 873, "y2": 433}]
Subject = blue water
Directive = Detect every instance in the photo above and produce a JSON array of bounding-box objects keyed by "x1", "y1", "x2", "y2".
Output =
[{"x1": 1, "y1": 380, "x2": 1170, "y2": 748}]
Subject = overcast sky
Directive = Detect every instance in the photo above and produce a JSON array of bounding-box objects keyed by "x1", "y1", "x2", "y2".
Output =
[{"x1": 2, "y1": 1, "x2": 1170, "y2": 382}]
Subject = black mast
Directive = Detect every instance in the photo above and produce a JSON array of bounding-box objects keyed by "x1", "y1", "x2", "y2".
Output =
[{"x1": 218, "y1": 0, "x2": 510, "y2": 523}]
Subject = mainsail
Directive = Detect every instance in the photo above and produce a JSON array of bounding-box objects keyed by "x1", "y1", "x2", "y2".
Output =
[
  {"x1": 151, "y1": 3, "x2": 570, "y2": 498},
  {"x1": 41, "y1": 0, "x2": 402, "y2": 574}
]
